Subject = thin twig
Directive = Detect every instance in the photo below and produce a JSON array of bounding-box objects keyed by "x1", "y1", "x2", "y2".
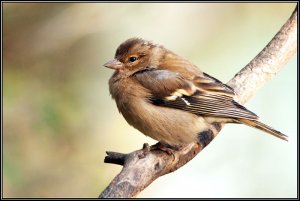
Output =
[{"x1": 104, "y1": 151, "x2": 127, "y2": 166}]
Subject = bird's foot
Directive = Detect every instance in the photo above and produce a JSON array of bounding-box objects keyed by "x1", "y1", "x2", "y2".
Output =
[{"x1": 151, "y1": 142, "x2": 182, "y2": 155}]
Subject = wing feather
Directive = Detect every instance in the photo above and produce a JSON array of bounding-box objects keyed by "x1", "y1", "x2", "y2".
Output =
[{"x1": 134, "y1": 68, "x2": 258, "y2": 120}]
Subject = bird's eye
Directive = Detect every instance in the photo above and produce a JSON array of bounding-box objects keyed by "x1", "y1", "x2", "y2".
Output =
[{"x1": 129, "y1": 56, "x2": 137, "y2": 62}]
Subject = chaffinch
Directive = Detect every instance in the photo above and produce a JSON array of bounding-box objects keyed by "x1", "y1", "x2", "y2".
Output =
[{"x1": 104, "y1": 38, "x2": 287, "y2": 147}]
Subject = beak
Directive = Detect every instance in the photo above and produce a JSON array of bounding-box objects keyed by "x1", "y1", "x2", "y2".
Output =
[{"x1": 103, "y1": 59, "x2": 123, "y2": 70}]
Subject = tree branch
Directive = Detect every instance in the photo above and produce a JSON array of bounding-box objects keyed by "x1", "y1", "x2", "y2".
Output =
[{"x1": 99, "y1": 6, "x2": 297, "y2": 198}]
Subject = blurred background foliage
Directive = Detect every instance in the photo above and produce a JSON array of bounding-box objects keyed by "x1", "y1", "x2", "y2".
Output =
[{"x1": 3, "y1": 3, "x2": 297, "y2": 198}]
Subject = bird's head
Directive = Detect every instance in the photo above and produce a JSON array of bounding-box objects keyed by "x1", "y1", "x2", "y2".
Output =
[{"x1": 104, "y1": 38, "x2": 165, "y2": 74}]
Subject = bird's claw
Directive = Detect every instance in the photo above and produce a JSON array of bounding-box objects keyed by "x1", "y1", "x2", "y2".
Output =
[{"x1": 151, "y1": 142, "x2": 182, "y2": 155}]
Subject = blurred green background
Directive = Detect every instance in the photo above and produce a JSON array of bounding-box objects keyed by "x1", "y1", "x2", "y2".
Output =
[{"x1": 3, "y1": 3, "x2": 297, "y2": 198}]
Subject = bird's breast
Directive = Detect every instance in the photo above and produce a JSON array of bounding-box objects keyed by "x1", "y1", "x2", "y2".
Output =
[{"x1": 112, "y1": 84, "x2": 209, "y2": 145}]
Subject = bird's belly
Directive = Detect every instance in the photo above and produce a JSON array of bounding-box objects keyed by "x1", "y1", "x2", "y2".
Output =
[{"x1": 118, "y1": 99, "x2": 210, "y2": 145}]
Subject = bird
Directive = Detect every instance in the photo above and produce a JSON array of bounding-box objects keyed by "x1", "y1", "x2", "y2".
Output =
[{"x1": 103, "y1": 38, "x2": 288, "y2": 149}]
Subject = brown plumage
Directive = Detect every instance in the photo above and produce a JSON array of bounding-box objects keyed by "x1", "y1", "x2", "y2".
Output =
[{"x1": 104, "y1": 38, "x2": 288, "y2": 145}]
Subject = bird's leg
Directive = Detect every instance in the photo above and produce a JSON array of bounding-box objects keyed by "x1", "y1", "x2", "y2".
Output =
[
  {"x1": 151, "y1": 142, "x2": 182, "y2": 155},
  {"x1": 138, "y1": 142, "x2": 182, "y2": 159}
]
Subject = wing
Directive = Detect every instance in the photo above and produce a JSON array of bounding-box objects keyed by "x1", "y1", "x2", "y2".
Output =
[{"x1": 133, "y1": 68, "x2": 258, "y2": 120}]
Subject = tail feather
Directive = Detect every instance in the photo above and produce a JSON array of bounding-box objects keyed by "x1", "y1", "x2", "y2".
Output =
[{"x1": 238, "y1": 119, "x2": 288, "y2": 141}]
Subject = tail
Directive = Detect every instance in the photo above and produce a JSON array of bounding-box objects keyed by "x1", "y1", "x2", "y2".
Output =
[{"x1": 238, "y1": 119, "x2": 288, "y2": 141}]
